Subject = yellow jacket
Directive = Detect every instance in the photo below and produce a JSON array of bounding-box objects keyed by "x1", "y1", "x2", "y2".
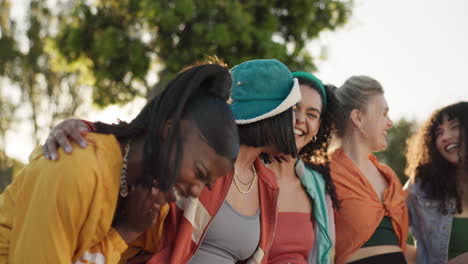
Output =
[{"x1": 0, "y1": 133, "x2": 167, "y2": 263}]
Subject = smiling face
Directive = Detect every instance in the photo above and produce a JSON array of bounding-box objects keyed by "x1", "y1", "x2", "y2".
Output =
[
  {"x1": 360, "y1": 94, "x2": 393, "y2": 152},
  {"x1": 293, "y1": 85, "x2": 323, "y2": 151},
  {"x1": 156, "y1": 121, "x2": 233, "y2": 205},
  {"x1": 435, "y1": 115, "x2": 464, "y2": 166}
]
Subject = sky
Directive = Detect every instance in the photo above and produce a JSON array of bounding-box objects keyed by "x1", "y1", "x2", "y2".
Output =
[
  {"x1": 6, "y1": 0, "x2": 468, "y2": 163},
  {"x1": 312, "y1": 0, "x2": 468, "y2": 120}
]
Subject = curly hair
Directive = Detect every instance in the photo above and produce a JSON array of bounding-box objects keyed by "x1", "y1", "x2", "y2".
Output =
[
  {"x1": 405, "y1": 101, "x2": 468, "y2": 213},
  {"x1": 298, "y1": 79, "x2": 340, "y2": 209}
]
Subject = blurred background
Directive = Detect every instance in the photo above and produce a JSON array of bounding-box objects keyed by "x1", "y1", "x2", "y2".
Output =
[{"x1": 1, "y1": 0, "x2": 467, "y2": 191}]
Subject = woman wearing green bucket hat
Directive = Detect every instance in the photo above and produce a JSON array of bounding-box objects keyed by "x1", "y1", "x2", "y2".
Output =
[
  {"x1": 267, "y1": 72, "x2": 338, "y2": 264},
  {"x1": 41, "y1": 59, "x2": 302, "y2": 264}
]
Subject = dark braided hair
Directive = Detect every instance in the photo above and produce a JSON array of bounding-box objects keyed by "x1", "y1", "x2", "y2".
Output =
[
  {"x1": 406, "y1": 101, "x2": 468, "y2": 213},
  {"x1": 297, "y1": 78, "x2": 340, "y2": 209},
  {"x1": 94, "y1": 64, "x2": 239, "y2": 191}
]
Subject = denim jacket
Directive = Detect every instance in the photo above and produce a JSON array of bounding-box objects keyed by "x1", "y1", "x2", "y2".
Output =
[
  {"x1": 296, "y1": 160, "x2": 336, "y2": 264},
  {"x1": 404, "y1": 179, "x2": 456, "y2": 264}
]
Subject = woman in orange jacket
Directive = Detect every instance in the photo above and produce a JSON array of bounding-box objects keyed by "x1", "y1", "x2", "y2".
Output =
[
  {"x1": 267, "y1": 72, "x2": 338, "y2": 264},
  {"x1": 329, "y1": 76, "x2": 409, "y2": 264}
]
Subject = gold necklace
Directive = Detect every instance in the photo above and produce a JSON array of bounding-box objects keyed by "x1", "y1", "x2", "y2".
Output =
[
  {"x1": 233, "y1": 164, "x2": 257, "y2": 194},
  {"x1": 234, "y1": 164, "x2": 256, "y2": 185}
]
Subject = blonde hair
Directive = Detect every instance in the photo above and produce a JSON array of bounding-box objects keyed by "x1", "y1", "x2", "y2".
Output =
[{"x1": 334, "y1": 76, "x2": 384, "y2": 137}]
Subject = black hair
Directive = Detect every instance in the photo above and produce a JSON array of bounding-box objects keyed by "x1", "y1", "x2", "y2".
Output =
[
  {"x1": 406, "y1": 101, "x2": 468, "y2": 213},
  {"x1": 295, "y1": 76, "x2": 326, "y2": 107},
  {"x1": 297, "y1": 78, "x2": 340, "y2": 209},
  {"x1": 238, "y1": 108, "x2": 298, "y2": 161},
  {"x1": 94, "y1": 64, "x2": 239, "y2": 191}
]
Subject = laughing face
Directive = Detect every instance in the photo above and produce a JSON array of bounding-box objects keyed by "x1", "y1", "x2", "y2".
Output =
[
  {"x1": 435, "y1": 115, "x2": 464, "y2": 166},
  {"x1": 293, "y1": 84, "x2": 323, "y2": 151},
  {"x1": 360, "y1": 94, "x2": 393, "y2": 152},
  {"x1": 155, "y1": 120, "x2": 233, "y2": 205}
]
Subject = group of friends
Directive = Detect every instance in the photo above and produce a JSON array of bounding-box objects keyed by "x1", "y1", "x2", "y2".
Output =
[{"x1": 0, "y1": 58, "x2": 466, "y2": 264}]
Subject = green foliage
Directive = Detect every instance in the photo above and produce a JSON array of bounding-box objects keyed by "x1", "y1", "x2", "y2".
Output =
[
  {"x1": 0, "y1": 0, "x2": 353, "y2": 162},
  {"x1": 0, "y1": 150, "x2": 23, "y2": 193},
  {"x1": 56, "y1": 3, "x2": 151, "y2": 106},
  {"x1": 375, "y1": 118, "x2": 418, "y2": 184},
  {"x1": 0, "y1": 0, "x2": 88, "y2": 145},
  {"x1": 54, "y1": 0, "x2": 353, "y2": 105},
  {"x1": 0, "y1": 36, "x2": 17, "y2": 74}
]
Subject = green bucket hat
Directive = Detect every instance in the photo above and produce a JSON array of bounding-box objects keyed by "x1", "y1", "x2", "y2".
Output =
[
  {"x1": 292, "y1": 71, "x2": 327, "y2": 110},
  {"x1": 230, "y1": 59, "x2": 301, "y2": 124}
]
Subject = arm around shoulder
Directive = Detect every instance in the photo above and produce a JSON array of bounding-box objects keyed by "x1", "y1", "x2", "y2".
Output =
[{"x1": 7, "y1": 148, "x2": 126, "y2": 263}]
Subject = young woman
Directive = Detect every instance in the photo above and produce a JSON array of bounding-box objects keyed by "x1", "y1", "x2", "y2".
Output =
[
  {"x1": 330, "y1": 76, "x2": 409, "y2": 264},
  {"x1": 41, "y1": 59, "x2": 302, "y2": 264},
  {"x1": 405, "y1": 102, "x2": 468, "y2": 264},
  {"x1": 0, "y1": 64, "x2": 240, "y2": 263},
  {"x1": 267, "y1": 72, "x2": 338, "y2": 264}
]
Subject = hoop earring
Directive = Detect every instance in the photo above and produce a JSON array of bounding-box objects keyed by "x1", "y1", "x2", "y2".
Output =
[{"x1": 311, "y1": 136, "x2": 317, "y2": 142}]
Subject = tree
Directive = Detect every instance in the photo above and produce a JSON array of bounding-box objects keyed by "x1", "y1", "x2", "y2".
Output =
[
  {"x1": 0, "y1": 0, "x2": 91, "y2": 145},
  {"x1": 0, "y1": 0, "x2": 354, "y2": 189},
  {"x1": 0, "y1": 150, "x2": 23, "y2": 192},
  {"x1": 375, "y1": 118, "x2": 418, "y2": 184},
  {"x1": 55, "y1": 0, "x2": 354, "y2": 105},
  {"x1": 0, "y1": 0, "x2": 354, "y2": 146}
]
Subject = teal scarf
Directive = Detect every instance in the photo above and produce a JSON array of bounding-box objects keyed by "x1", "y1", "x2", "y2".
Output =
[{"x1": 296, "y1": 160, "x2": 333, "y2": 264}]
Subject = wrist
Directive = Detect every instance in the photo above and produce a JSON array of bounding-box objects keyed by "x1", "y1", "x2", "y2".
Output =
[{"x1": 80, "y1": 119, "x2": 96, "y2": 132}]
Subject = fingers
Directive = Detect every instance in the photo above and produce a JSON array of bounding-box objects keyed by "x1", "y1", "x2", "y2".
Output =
[
  {"x1": 43, "y1": 119, "x2": 91, "y2": 160},
  {"x1": 151, "y1": 202, "x2": 161, "y2": 212},
  {"x1": 66, "y1": 121, "x2": 90, "y2": 148},
  {"x1": 114, "y1": 185, "x2": 163, "y2": 239},
  {"x1": 43, "y1": 135, "x2": 59, "y2": 160},
  {"x1": 149, "y1": 189, "x2": 161, "y2": 224},
  {"x1": 126, "y1": 186, "x2": 161, "y2": 227},
  {"x1": 144, "y1": 187, "x2": 160, "y2": 214},
  {"x1": 155, "y1": 190, "x2": 172, "y2": 206},
  {"x1": 54, "y1": 129, "x2": 73, "y2": 154},
  {"x1": 130, "y1": 185, "x2": 160, "y2": 213}
]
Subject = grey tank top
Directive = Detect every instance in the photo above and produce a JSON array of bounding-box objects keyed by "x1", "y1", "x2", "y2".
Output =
[{"x1": 188, "y1": 200, "x2": 261, "y2": 264}]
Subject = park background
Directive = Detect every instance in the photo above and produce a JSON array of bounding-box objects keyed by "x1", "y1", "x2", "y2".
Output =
[{"x1": 1, "y1": 0, "x2": 467, "y2": 191}]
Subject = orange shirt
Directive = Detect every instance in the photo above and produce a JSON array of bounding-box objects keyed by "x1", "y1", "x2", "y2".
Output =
[{"x1": 330, "y1": 148, "x2": 408, "y2": 264}]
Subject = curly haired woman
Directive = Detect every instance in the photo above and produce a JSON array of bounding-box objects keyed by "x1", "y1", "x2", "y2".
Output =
[
  {"x1": 405, "y1": 102, "x2": 468, "y2": 264},
  {"x1": 267, "y1": 72, "x2": 338, "y2": 264},
  {"x1": 330, "y1": 76, "x2": 409, "y2": 264}
]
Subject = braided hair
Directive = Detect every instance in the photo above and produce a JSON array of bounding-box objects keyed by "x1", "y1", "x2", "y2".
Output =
[{"x1": 95, "y1": 64, "x2": 239, "y2": 191}]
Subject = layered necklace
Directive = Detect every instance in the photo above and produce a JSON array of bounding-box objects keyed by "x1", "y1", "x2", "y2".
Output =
[{"x1": 233, "y1": 164, "x2": 257, "y2": 194}]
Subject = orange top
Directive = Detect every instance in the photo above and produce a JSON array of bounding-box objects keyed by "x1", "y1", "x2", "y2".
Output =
[{"x1": 330, "y1": 148, "x2": 408, "y2": 264}]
